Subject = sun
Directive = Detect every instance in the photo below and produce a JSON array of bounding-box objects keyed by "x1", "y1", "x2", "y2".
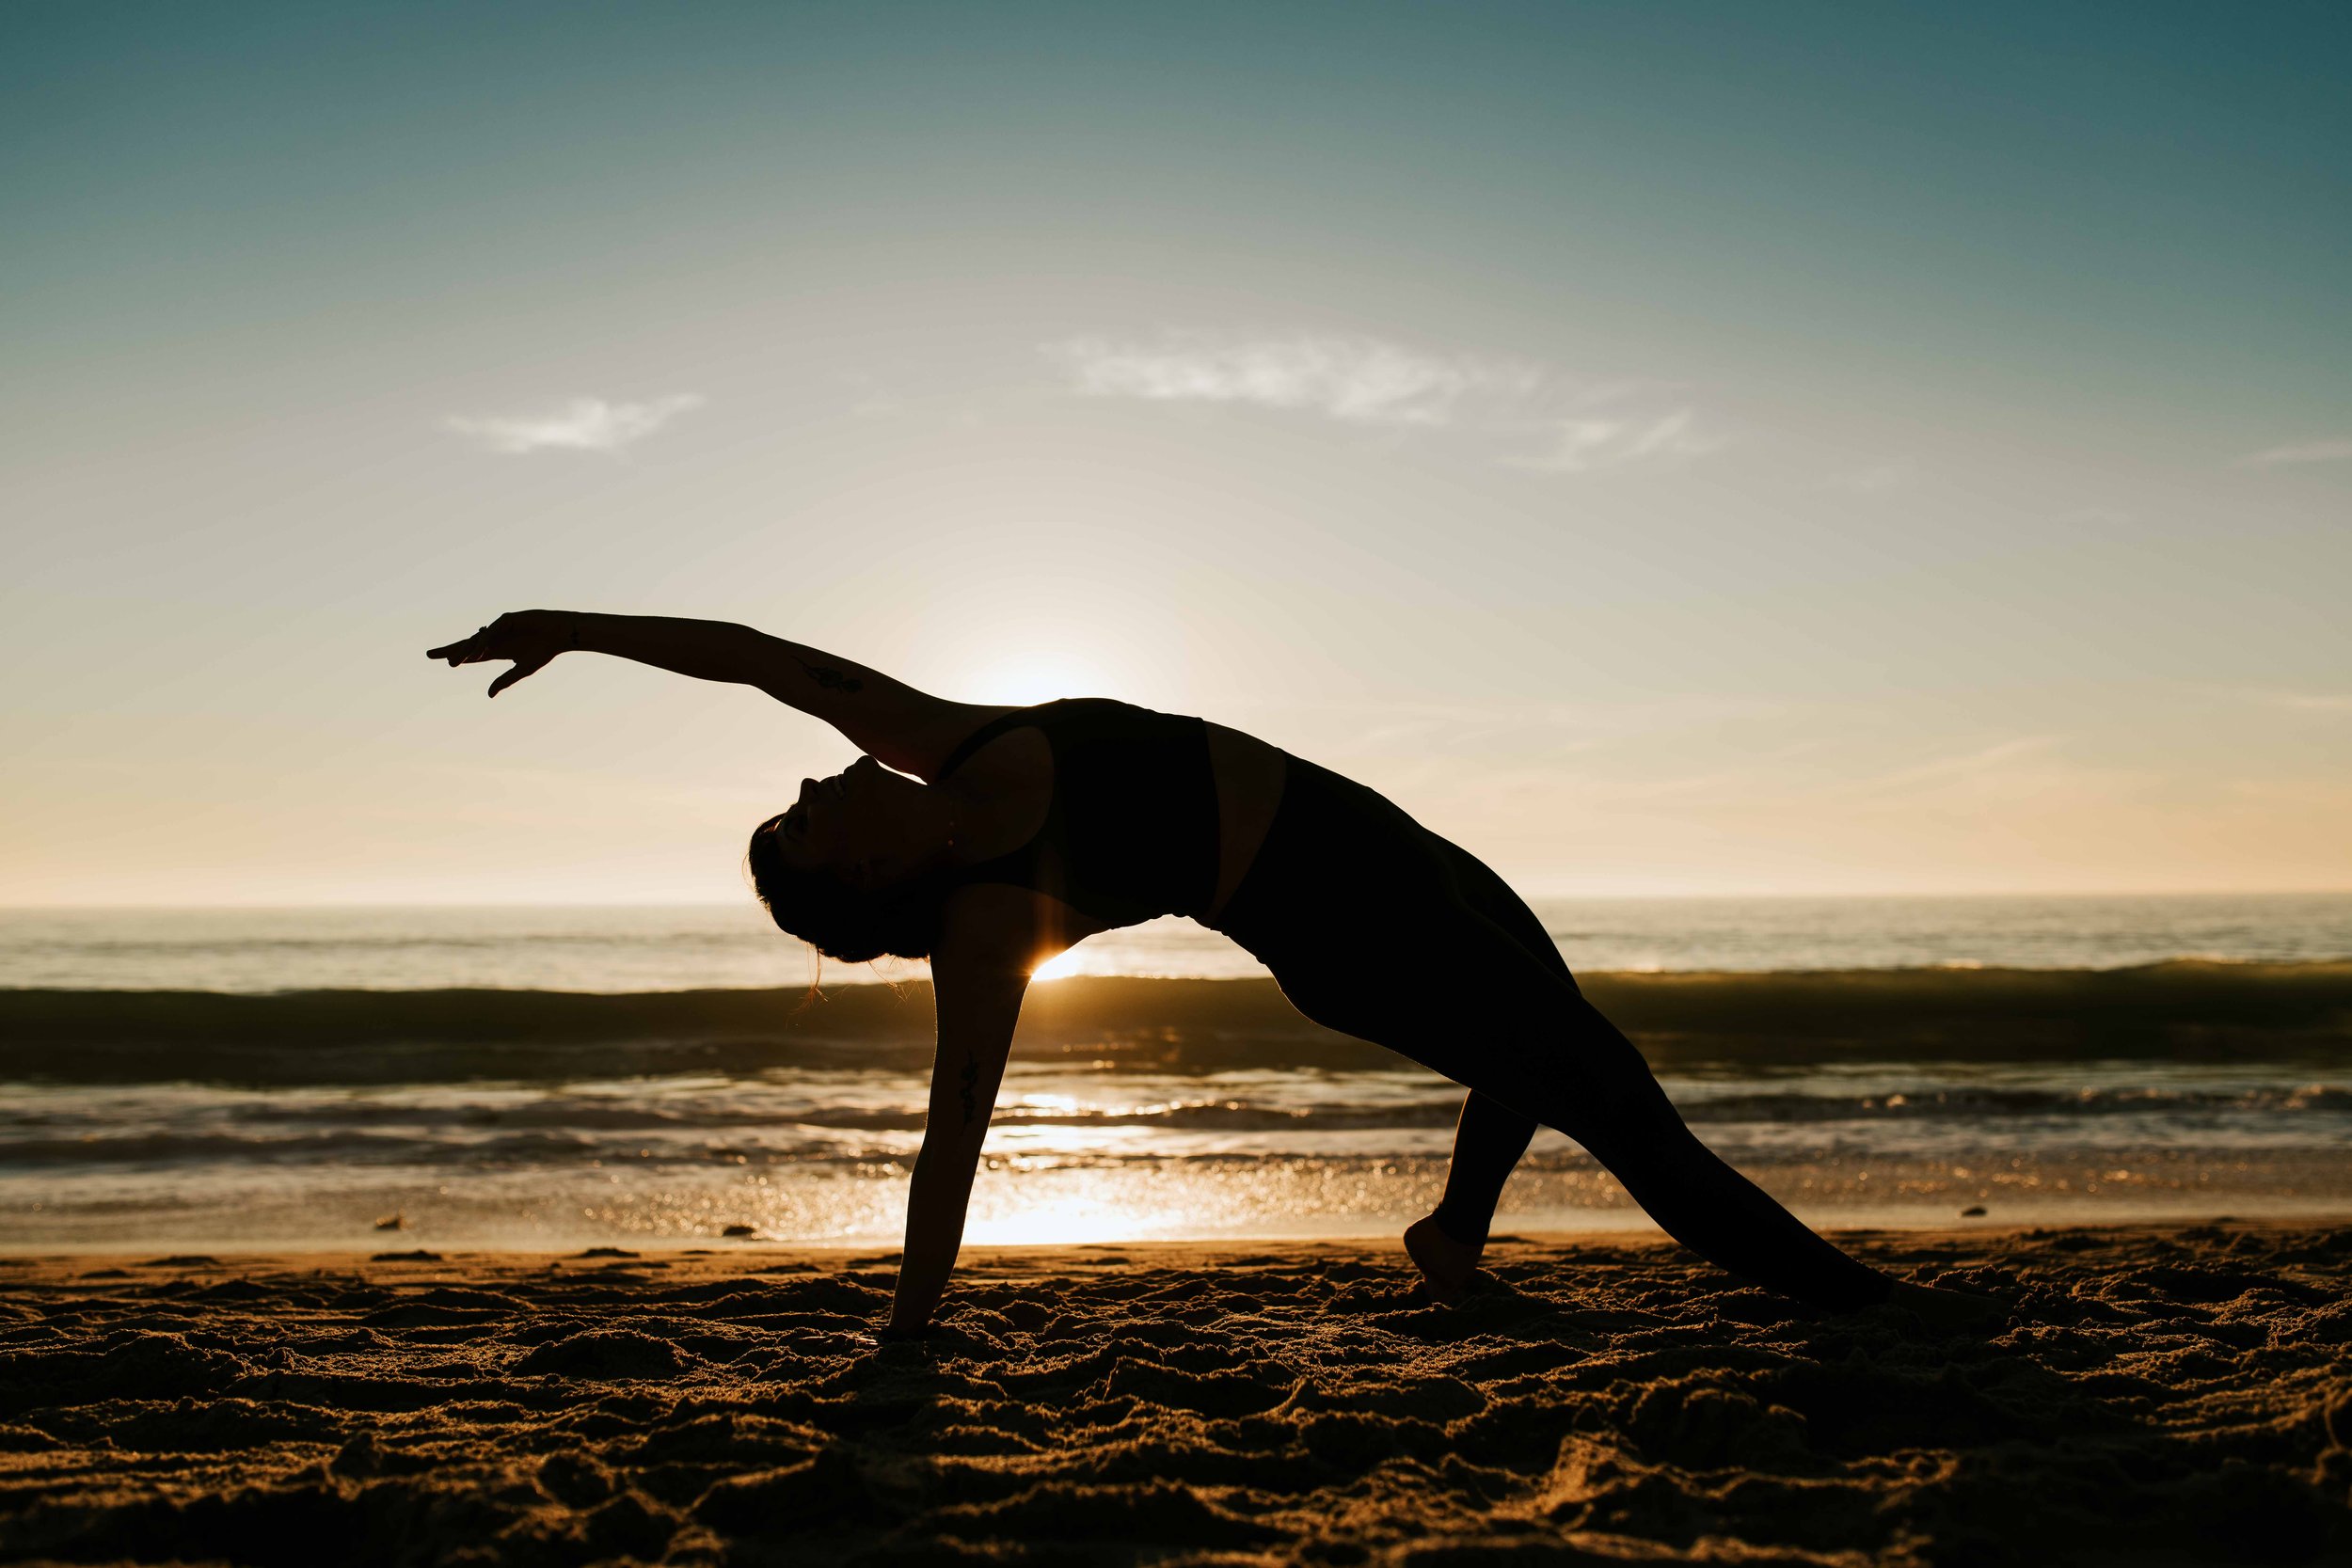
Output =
[
  {"x1": 966, "y1": 650, "x2": 1106, "y2": 707},
  {"x1": 1029, "y1": 948, "x2": 1089, "y2": 982}
]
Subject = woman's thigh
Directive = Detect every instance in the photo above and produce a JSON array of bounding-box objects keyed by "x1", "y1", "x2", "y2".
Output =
[
  {"x1": 1428, "y1": 836, "x2": 1574, "y2": 983},
  {"x1": 1227, "y1": 756, "x2": 1618, "y2": 1117}
]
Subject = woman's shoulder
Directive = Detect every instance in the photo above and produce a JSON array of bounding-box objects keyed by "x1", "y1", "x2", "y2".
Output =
[{"x1": 935, "y1": 879, "x2": 1104, "y2": 966}]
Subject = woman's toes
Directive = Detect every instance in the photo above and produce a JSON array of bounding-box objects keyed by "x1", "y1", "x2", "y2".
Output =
[{"x1": 1404, "y1": 1214, "x2": 1481, "y2": 1305}]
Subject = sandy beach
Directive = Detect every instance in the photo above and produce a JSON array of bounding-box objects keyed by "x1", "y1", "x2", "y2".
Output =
[{"x1": 4, "y1": 1224, "x2": 2347, "y2": 1565}]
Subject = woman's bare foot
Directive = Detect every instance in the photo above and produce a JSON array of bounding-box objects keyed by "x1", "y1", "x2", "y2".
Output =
[
  {"x1": 1887, "y1": 1279, "x2": 2009, "y2": 1335},
  {"x1": 1404, "y1": 1214, "x2": 1484, "y2": 1305}
]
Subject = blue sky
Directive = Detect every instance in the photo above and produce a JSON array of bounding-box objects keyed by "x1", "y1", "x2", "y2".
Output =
[{"x1": 4, "y1": 2, "x2": 2346, "y2": 901}]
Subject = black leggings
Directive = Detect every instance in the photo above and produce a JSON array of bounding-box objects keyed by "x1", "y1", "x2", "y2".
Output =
[{"x1": 1210, "y1": 756, "x2": 1892, "y2": 1311}]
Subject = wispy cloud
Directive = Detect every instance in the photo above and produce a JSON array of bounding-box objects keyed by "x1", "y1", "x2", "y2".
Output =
[
  {"x1": 1340, "y1": 695, "x2": 1788, "y2": 752},
  {"x1": 1839, "y1": 736, "x2": 2064, "y2": 800},
  {"x1": 2233, "y1": 687, "x2": 2352, "y2": 715},
  {"x1": 1046, "y1": 334, "x2": 1509, "y2": 425},
  {"x1": 2182, "y1": 682, "x2": 2352, "y2": 718},
  {"x1": 2236, "y1": 436, "x2": 2352, "y2": 467},
  {"x1": 1043, "y1": 332, "x2": 1713, "y2": 473},
  {"x1": 1517, "y1": 409, "x2": 1717, "y2": 473},
  {"x1": 444, "y1": 394, "x2": 704, "y2": 455}
]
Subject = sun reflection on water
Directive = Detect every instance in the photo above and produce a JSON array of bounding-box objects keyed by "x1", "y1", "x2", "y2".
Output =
[{"x1": 962, "y1": 1185, "x2": 1163, "y2": 1245}]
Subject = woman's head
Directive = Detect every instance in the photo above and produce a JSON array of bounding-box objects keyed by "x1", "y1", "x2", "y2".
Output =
[{"x1": 745, "y1": 756, "x2": 952, "y2": 961}]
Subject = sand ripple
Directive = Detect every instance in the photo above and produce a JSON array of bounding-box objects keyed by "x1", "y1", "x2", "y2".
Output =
[{"x1": 2, "y1": 1227, "x2": 2348, "y2": 1564}]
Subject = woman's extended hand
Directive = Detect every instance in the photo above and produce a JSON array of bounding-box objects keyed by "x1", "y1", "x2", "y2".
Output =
[{"x1": 426, "y1": 610, "x2": 578, "y2": 698}]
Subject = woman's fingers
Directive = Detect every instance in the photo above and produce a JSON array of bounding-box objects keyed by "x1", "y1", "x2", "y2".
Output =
[
  {"x1": 427, "y1": 626, "x2": 497, "y2": 664},
  {"x1": 429, "y1": 616, "x2": 558, "y2": 690},
  {"x1": 429, "y1": 623, "x2": 514, "y2": 666}
]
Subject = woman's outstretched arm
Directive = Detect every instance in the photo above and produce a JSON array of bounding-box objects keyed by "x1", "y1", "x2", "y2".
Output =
[
  {"x1": 887, "y1": 954, "x2": 1029, "y2": 1334},
  {"x1": 426, "y1": 609, "x2": 993, "y2": 778}
]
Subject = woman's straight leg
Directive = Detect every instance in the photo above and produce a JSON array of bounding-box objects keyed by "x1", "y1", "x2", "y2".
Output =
[{"x1": 1566, "y1": 1004, "x2": 1892, "y2": 1307}]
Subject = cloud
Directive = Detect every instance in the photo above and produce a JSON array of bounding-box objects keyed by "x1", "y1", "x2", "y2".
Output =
[
  {"x1": 1043, "y1": 332, "x2": 1710, "y2": 473},
  {"x1": 1046, "y1": 334, "x2": 1527, "y2": 425},
  {"x1": 2236, "y1": 437, "x2": 2352, "y2": 467},
  {"x1": 1339, "y1": 694, "x2": 1788, "y2": 752},
  {"x1": 2182, "y1": 683, "x2": 2352, "y2": 717},
  {"x1": 1518, "y1": 408, "x2": 1717, "y2": 473},
  {"x1": 444, "y1": 394, "x2": 704, "y2": 454},
  {"x1": 1842, "y1": 736, "x2": 2062, "y2": 797},
  {"x1": 2235, "y1": 688, "x2": 2352, "y2": 715}
]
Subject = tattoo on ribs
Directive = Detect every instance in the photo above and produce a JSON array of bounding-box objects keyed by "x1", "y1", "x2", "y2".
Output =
[
  {"x1": 959, "y1": 1059, "x2": 982, "y2": 1126},
  {"x1": 798, "y1": 658, "x2": 864, "y2": 694}
]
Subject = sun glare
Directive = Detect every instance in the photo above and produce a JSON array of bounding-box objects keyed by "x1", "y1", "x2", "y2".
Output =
[
  {"x1": 1030, "y1": 949, "x2": 1088, "y2": 982},
  {"x1": 967, "y1": 651, "x2": 1106, "y2": 707}
]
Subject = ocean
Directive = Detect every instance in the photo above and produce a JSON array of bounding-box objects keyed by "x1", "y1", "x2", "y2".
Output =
[{"x1": 5, "y1": 894, "x2": 2350, "y2": 1253}]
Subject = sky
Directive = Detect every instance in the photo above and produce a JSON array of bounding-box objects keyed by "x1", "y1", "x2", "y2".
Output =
[{"x1": 3, "y1": 1, "x2": 2347, "y2": 904}]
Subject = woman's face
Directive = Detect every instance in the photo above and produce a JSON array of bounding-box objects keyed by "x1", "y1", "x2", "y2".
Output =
[{"x1": 769, "y1": 755, "x2": 914, "y2": 885}]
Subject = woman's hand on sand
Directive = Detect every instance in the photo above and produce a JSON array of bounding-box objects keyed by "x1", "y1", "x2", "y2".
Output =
[
  {"x1": 855, "y1": 1321, "x2": 931, "y2": 1355},
  {"x1": 427, "y1": 610, "x2": 578, "y2": 698}
]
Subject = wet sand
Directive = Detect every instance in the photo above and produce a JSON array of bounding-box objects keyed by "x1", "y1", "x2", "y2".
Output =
[{"x1": 2, "y1": 1225, "x2": 2348, "y2": 1565}]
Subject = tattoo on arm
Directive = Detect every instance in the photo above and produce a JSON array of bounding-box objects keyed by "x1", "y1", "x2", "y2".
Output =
[
  {"x1": 959, "y1": 1058, "x2": 982, "y2": 1126},
  {"x1": 798, "y1": 657, "x2": 864, "y2": 694}
]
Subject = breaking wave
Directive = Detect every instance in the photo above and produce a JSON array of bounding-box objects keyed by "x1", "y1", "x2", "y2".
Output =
[{"x1": 3, "y1": 961, "x2": 2350, "y2": 1085}]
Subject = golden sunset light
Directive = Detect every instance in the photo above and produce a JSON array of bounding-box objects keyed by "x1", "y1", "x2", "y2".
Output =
[{"x1": 5, "y1": 5, "x2": 2348, "y2": 1563}]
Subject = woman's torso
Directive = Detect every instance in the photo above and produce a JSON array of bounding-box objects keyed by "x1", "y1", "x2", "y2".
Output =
[{"x1": 938, "y1": 699, "x2": 1286, "y2": 935}]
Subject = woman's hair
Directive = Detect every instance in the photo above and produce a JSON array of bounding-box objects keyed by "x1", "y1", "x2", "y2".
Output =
[{"x1": 745, "y1": 811, "x2": 949, "y2": 962}]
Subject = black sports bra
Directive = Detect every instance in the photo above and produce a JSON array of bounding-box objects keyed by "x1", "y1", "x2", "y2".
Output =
[{"x1": 937, "y1": 698, "x2": 1220, "y2": 927}]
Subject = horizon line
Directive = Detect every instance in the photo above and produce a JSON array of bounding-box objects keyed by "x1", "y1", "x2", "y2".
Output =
[{"x1": 4, "y1": 887, "x2": 2350, "y2": 912}]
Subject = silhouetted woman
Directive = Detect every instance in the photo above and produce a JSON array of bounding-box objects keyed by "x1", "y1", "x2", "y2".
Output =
[{"x1": 430, "y1": 611, "x2": 1998, "y2": 1334}]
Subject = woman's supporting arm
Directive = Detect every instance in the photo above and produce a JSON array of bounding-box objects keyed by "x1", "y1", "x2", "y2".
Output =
[
  {"x1": 887, "y1": 956, "x2": 1029, "y2": 1334},
  {"x1": 427, "y1": 610, "x2": 993, "y2": 778}
]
